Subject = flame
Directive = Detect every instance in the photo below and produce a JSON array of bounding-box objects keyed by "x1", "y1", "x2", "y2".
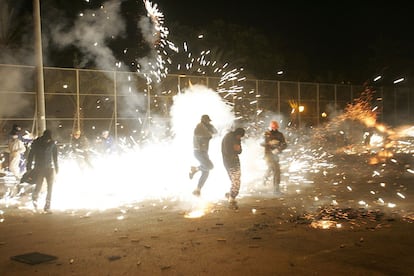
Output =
[
  {"x1": 184, "y1": 209, "x2": 206, "y2": 218},
  {"x1": 310, "y1": 220, "x2": 339, "y2": 229}
]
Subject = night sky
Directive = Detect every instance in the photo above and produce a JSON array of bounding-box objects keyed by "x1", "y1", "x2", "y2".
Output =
[
  {"x1": 156, "y1": 1, "x2": 413, "y2": 84},
  {"x1": 3, "y1": 0, "x2": 414, "y2": 84}
]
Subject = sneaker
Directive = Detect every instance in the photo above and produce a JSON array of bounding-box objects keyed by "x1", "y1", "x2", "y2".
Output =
[
  {"x1": 192, "y1": 188, "x2": 201, "y2": 196},
  {"x1": 189, "y1": 166, "x2": 198, "y2": 179},
  {"x1": 43, "y1": 209, "x2": 53, "y2": 214}
]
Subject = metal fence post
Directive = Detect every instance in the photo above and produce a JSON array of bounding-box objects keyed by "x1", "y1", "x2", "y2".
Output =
[{"x1": 114, "y1": 71, "x2": 118, "y2": 142}]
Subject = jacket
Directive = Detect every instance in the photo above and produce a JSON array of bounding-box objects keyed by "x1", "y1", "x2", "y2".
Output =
[
  {"x1": 27, "y1": 136, "x2": 59, "y2": 171},
  {"x1": 262, "y1": 129, "x2": 287, "y2": 154},
  {"x1": 193, "y1": 122, "x2": 217, "y2": 152},
  {"x1": 221, "y1": 131, "x2": 242, "y2": 168}
]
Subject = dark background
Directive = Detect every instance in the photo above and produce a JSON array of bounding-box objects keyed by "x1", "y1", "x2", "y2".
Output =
[{"x1": 2, "y1": 0, "x2": 413, "y2": 85}]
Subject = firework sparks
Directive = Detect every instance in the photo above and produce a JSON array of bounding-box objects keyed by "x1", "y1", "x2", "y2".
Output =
[
  {"x1": 1, "y1": 2, "x2": 414, "y2": 232},
  {"x1": 139, "y1": 0, "x2": 178, "y2": 84}
]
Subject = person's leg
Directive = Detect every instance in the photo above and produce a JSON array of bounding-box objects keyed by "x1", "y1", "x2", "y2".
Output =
[
  {"x1": 272, "y1": 155, "x2": 281, "y2": 193},
  {"x1": 189, "y1": 166, "x2": 198, "y2": 179},
  {"x1": 197, "y1": 170, "x2": 209, "y2": 190},
  {"x1": 32, "y1": 170, "x2": 44, "y2": 208},
  {"x1": 190, "y1": 151, "x2": 203, "y2": 179},
  {"x1": 198, "y1": 152, "x2": 213, "y2": 171},
  {"x1": 263, "y1": 154, "x2": 272, "y2": 186},
  {"x1": 193, "y1": 152, "x2": 213, "y2": 194},
  {"x1": 44, "y1": 168, "x2": 55, "y2": 211},
  {"x1": 9, "y1": 154, "x2": 21, "y2": 178},
  {"x1": 229, "y1": 166, "x2": 241, "y2": 200},
  {"x1": 273, "y1": 163, "x2": 281, "y2": 192}
]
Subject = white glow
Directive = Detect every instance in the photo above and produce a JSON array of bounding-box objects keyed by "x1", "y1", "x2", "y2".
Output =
[
  {"x1": 373, "y1": 75, "x2": 382, "y2": 82},
  {"x1": 39, "y1": 85, "x2": 265, "y2": 211},
  {"x1": 393, "y1": 77, "x2": 404, "y2": 84}
]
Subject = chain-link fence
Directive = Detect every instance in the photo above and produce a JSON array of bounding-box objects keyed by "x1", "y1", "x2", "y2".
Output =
[{"x1": 1, "y1": 64, "x2": 412, "y2": 145}]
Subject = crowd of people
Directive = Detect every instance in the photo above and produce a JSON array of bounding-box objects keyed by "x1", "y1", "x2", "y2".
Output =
[
  {"x1": 2, "y1": 118, "x2": 288, "y2": 212},
  {"x1": 2, "y1": 126, "x2": 117, "y2": 213},
  {"x1": 189, "y1": 115, "x2": 288, "y2": 208}
]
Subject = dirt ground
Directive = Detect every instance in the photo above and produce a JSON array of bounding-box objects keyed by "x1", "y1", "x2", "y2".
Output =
[
  {"x1": 1, "y1": 144, "x2": 414, "y2": 276},
  {"x1": 1, "y1": 191, "x2": 414, "y2": 276}
]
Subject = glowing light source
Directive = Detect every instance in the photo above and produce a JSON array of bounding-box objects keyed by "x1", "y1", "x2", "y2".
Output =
[
  {"x1": 185, "y1": 209, "x2": 205, "y2": 218},
  {"x1": 373, "y1": 75, "x2": 382, "y2": 82},
  {"x1": 310, "y1": 220, "x2": 337, "y2": 229},
  {"x1": 393, "y1": 77, "x2": 404, "y2": 84}
]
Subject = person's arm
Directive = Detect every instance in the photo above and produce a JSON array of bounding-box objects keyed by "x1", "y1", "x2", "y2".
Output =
[
  {"x1": 198, "y1": 123, "x2": 215, "y2": 137},
  {"x1": 261, "y1": 132, "x2": 270, "y2": 150},
  {"x1": 207, "y1": 123, "x2": 218, "y2": 135},
  {"x1": 26, "y1": 146, "x2": 34, "y2": 171},
  {"x1": 278, "y1": 133, "x2": 287, "y2": 151},
  {"x1": 233, "y1": 136, "x2": 242, "y2": 154},
  {"x1": 222, "y1": 134, "x2": 233, "y2": 156},
  {"x1": 18, "y1": 140, "x2": 26, "y2": 154},
  {"x1": 52, "y1": 143, "x2": 59, "y2": 174}
]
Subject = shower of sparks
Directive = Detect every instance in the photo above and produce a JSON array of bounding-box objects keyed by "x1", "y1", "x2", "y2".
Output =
[
  {"x1": 139, "y1": 1, "x2": 250, "y2": 123},
  {"x1": 1, "y1": 1, "x2": 414, "y2": 231},
  {"x1": 140, "y1": 1, "x2": 247, "y2": 117},
  {"x1": 139, "y1": 0, "x2": 178, "y2": 84},
  {"x1": 2, "y1": 85, "x2": 414, "y2": 227},
  {"x1": 176, "y1": 46, "x2": 245, "y2": 95}
]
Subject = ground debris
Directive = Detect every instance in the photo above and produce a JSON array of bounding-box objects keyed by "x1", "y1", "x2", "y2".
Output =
[
  {"x1": 291, "y1": 206, "x2": 386, "y2": 228},
  {"x1": 161, "y1": 265, "x2": 171, "y2": 270},
  {"x1": 107, "y1": 255, "x2": 121, "y2": 261}
]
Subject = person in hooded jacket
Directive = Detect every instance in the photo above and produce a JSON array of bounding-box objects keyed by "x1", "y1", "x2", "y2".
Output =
[
  {"x1": 221, "y1": 127, "x2": 245, "y2": 205},
  {"x1": 26, "y1": 129, "x2": 59, "y2": 212}
]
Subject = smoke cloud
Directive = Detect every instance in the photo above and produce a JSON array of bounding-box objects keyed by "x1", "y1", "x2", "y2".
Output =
[{"x1": 50, "y1": 0, "x2": 126, "y2": 71}]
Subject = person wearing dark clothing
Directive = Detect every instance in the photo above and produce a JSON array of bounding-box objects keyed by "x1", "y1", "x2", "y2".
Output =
[
  {"x1": 9, "y1": 124, "x2": 22, "y2": 137},
  {"x1": 96, "y1": 130, "x2": 115, "y2": 155},
  {"x1": 222, "y1": 128, "x2": 245, "y2": 204},
  {"x1": 26, "y1": 129, "x2": 59, "y2": 212},
  {"x1": 261, "y1": 121, "x2": 287, "y2": 194},
  {"x1": 189, "y1": 114, "x2": 217, "y2": 196},
  {"x1": 70, "y1": 130, "x2": 93, "y2": 169}
]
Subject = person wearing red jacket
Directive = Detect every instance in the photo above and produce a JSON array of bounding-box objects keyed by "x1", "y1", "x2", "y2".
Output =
[{"x1": 261, "y1": 121, "x2": 287, "y2": 195}]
